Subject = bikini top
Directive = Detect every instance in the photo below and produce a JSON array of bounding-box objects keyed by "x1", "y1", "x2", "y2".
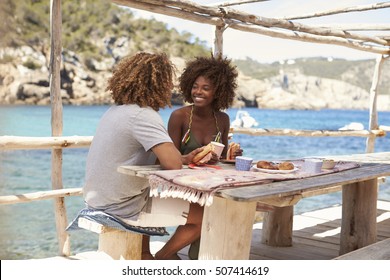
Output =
[{"x1": 180, "y1": 105, "x2": 221, "y2": 154}]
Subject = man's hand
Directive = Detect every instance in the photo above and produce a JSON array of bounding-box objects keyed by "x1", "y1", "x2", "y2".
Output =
[{"x1": 181, "y1": 147, "x2": 204, "y2": 165}]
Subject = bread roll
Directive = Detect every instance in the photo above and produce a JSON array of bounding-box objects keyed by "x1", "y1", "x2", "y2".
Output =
[
  {"x1": 278, "y1": 162, "x2": 294, "y2": 170},
  {"x1": 256, "y1": 160, "x2": 294, "y2": 170},
  {"x1": 192, "y1": 143, "x2": 214, "y2": 164},
  {"x1": 257, "y1": 161, "x2": 277, "y2": 170},
  {"x1": 226, "y1": 142, "x2": 240, "y2": 160}
]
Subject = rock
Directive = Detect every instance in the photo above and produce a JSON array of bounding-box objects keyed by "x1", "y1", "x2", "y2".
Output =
[{"x1": 0, "y1": 46, "x2": 387, "y2": 111}]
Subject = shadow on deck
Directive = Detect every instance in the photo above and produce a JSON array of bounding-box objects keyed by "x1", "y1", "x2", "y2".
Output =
[{"x1": 164, "y1": 200, "x2": 390, "y2": 260}]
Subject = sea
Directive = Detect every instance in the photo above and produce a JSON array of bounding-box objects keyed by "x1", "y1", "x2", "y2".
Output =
[{"x1": 1, "y1": 105, "x2": 390, "y2": 260}]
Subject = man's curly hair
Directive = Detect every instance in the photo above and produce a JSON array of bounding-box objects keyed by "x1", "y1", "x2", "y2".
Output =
[
  {"x1": 179, "y1": 55, "x2": 238, "y2": 111},
  {"x1": 106, "y1": 52, "x2": 175, "y2": 111}
]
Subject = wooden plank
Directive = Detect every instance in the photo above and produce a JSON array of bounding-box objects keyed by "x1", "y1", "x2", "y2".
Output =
[
  {"x1": 334, "y1": 238, "x2": 390, "y2": 260},
  {"x1": 78, "y1": 217, "x2": 118, "y2": 234},
  {"x1": 218, "y1": 163, "x2": 390, "y2": 202}
]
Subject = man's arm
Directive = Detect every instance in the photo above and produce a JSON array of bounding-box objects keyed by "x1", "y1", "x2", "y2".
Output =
[
  {"x1": 152, "y1": 142, "x2": 204, "y2": 169},
  {"x1": 152, "y1": 142, "x2": 182, "y2": 170}
]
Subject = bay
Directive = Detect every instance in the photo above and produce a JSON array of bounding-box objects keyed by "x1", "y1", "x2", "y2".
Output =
[{"x1": 1, "y1": 105, "x2": 390, "y2": 259}]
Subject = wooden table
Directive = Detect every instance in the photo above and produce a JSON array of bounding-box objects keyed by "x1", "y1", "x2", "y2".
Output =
[{"x1": 118, "y1": 152, "x2": 390, "y2": 259}]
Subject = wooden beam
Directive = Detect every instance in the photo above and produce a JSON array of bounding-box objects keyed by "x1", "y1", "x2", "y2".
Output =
[
  {"x1": 366, "y1": 54, "x2": 387, "y2": 152},
  {"x1": 112, "y1": 0, "x2": 223, "y2": 26},
  {"x1": 0, "y1": 135, "x2": 93, "y2": 150},
  {"x1": 308, "y1": 23, "x2": 390, "y2": 31},
  {"x1": 228, "y1": 22, "x2": 390, "y2": 55},
  {"x1": 210, "y1": 0, "x2": 269, "y2": 8},
  {"x1": 284, "y1": 2, "x2": 390, "y2": 20},
  {"x1": 230, "y1": 127, "x2": 386, "y2": 138},
  {"x1": 0, "y1": 188, "x2": 82, "y2": 205},
  {"x1": 50, "y1": 0, "x2": 70, "y2": 257},
  {"x1": 223, "y1": 8, "x2": 389, "y2": 46}
]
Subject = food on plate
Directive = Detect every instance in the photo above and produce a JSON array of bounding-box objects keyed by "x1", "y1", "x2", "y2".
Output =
[
  {"x1": 256, "y1": 160, "x2": 294, "y2": 170},
  {"x1": 257, "y1": 160, "x2": 278, "y2": 170},
  {"x1": 192, "y1": 143, "x2": 214, "y2": 164},
  {"x1": 226, "y1": 142, "x2": 241, "y2": 160},
  {"x1": 278, "y1": 162, "x2": 294, "y2": 170}
]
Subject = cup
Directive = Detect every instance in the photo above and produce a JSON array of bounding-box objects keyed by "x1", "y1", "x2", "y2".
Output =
[
  {"x1": 322, "y1": 159, "x2": 336, "y2": 170},
  {"x1": 210, "y1": 141, "x2": 225, "y2": 158},
  {"x1": 303, "y1": 158, "x2": 323, "y2": 174},
  {"x1": 235, "y1": 156, "x2": 253, "y2": 171}
]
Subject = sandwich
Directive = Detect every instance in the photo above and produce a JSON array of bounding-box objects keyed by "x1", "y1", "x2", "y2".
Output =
[
  {"x1": 192, "y1": 143, "x2": 215, "y2": 164},
  {"x1": 226, "y1": 142, "x2": 240, "y2": 160}
]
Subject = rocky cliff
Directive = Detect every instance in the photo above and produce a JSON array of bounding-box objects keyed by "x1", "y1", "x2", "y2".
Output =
[{"x1": 1, "y1": 46, "x2": 389, "y2": 111}]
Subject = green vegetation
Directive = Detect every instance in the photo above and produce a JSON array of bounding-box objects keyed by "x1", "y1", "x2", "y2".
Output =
[{"x1": 1, "y1": 0, "x2": 210, "y2": 63}]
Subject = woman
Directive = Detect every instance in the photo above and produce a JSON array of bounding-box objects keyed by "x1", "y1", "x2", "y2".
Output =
[{"x1": 165, "y1": 55, "x2": 241, "y2": 259}]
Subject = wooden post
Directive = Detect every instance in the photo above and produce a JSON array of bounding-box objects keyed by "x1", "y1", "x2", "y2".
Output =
[
  {"x1": 339, "y1": 179, "x2": 378, "y2": 255},
  {"x1": 261, "y1": 206, "x2": 293, "y2": 246},
  {"x1": 213, "y1": 24, "x2": 225, "y2": 58},
  {"x1": 199, "y1": 197, "x2": 256, "y2": 259},
  {"x1": 50, "y1": 0, "x2": 70, "y2": 257},
  {"x1": 366, "y1": 54, "x2": 386, "y2": 153}
]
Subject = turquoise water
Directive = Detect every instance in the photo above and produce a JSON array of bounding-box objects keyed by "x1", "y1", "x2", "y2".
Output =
[{"x1": 1, "y1": 105, "x2": 390, "y2": 259}]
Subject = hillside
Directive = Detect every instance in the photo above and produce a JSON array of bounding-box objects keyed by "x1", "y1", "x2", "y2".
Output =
[{"x1": 1, "y1": 0, "x2": 389, "y2": 110}]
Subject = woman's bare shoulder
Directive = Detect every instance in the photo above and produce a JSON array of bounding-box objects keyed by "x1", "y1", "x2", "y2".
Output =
[
  {"x1": 216, "y1": 110, "x2": 230, "y2": 121},
  {"x1": 171, "y1": 105, "x2": 191, "y2": 117}
]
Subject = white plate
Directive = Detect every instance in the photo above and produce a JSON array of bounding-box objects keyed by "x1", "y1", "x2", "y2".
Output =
[{"x1": 251, "y1": 166, "x2": 299, "y2": 174}]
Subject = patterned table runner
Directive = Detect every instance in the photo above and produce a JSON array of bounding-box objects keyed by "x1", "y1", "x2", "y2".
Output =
[{"x1": 149, "y1": 160, "x2": 360, "y2": 206}]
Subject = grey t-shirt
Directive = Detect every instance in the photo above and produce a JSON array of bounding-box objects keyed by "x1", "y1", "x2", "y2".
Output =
[{"x1": 83, "y1": 104, "x2": 173, "y2": 220}]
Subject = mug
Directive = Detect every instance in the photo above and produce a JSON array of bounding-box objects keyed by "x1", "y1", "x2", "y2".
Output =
[{"x1": 235, "y1": 156, "x2": 253, "y2": 171}]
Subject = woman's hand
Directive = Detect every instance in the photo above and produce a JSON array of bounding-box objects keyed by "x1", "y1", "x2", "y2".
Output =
[
  {"x1": 234, "y1": 148, "x2": 243, "y2": 158},
  {"x1": 181, "y1": 147, "x2": 204, "y2": 165},
  {"x1": 206, "y1": 151, "x2": 220, "y2": 165}
]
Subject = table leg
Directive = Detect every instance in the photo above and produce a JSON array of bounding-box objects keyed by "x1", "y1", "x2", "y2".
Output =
[
  {"x1": 261, "y1": 205, "x2": 293, "y2": 246},
  {"x1": 340, "y1": 178, "x2": 378, "y2": 255},
  {"x1": 198, "y1": 197, "x2": 256, "y2": 260}
]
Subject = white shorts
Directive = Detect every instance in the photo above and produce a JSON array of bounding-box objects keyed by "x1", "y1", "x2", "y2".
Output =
[{"x1": 120, "y1": 197, "x2": 189, "y2": 227}]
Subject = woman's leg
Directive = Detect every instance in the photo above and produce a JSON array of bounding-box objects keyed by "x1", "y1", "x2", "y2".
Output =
[
  {"x1": 142, "y1": 235, "x2": 154, "y2": 260},
  {"x1": 154, "y1": 203, "x2": 204, "y2": 260}
]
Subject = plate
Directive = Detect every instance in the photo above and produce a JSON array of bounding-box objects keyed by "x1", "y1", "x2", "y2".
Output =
[
  {"x1": 251, "y1": 166, "x2": 299, "y2": 174},
  {"x1": 220, "y1": 159, "x2": 236, "y2": 164}
]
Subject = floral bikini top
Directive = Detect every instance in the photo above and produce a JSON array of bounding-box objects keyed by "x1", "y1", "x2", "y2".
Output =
[{"x1": 180, "y1": 105, "x2": 221, "y2": 155}]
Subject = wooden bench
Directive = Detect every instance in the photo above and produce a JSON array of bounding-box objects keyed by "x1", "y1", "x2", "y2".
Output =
[
  {"x1": 334, "y1": 238, "x2": 390, "y2": 260},
  {"x1": 78, "y1": 217, "x2": 142, "y2": 260}
]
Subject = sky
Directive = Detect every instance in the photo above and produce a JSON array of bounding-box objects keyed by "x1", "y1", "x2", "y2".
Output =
[{"x1": 128, "y1": 0, "x2": 390, "y2": 63}]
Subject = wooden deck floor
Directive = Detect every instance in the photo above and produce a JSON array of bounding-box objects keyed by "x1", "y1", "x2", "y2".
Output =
[
  {"x1": 69, "y1": 200, "x2": 390, "y2": 260},
  {"x1": 151, "y1": 200, "x2": 390, "y2": 260}
]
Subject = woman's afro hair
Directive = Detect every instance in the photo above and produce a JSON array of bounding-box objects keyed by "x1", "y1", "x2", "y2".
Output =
[{"x1": 179, "y1": 55, "x2": 238, "y2": 111}]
